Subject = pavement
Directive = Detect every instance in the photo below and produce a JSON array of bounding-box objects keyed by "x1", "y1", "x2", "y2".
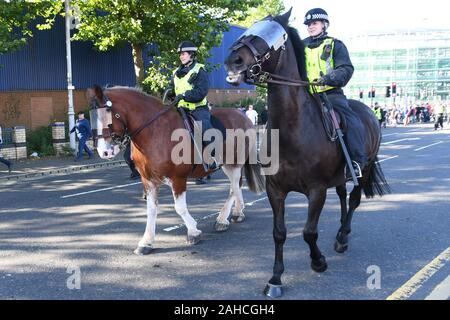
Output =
[{"x1": 0, "y1": 152, "x2": 127, "y2": 183}]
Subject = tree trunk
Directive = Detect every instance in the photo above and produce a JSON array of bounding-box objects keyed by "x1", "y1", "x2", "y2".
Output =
[{"x1": 132, "y1": 43, "x2": 145, "y2": 87}]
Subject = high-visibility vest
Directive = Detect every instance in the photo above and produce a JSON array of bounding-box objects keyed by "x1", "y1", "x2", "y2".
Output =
[
  {"x1": 305, "y1": 38, "x2": 336, "y2": 94},
  {"x1": 173, "y1": 63, "x2": 208, "y2": 110},
  {"x1": 374, "y1": 107, "x2": 382, "y2": 120}
]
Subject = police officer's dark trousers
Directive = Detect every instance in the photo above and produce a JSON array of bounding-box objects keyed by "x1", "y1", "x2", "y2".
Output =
[
  {"x1": 327, "y1": 93, "x2": 368, "y2": 167},
  {"x1": 124, "y1": 143, "x2": 138, "y2": 173},
  {"x1": 191, "y1": 106, "x2": 215, "y2": 155}
]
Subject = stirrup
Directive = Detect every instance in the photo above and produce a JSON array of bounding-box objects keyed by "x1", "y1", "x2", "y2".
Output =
[{"x1": 345, "y1": 161, "x2": 362, "y2": 179}]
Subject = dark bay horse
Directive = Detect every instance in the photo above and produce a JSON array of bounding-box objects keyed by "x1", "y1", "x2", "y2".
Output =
[
  {"x1": 225, "y1": 10, "x2": 391, "y2": 297},
  {"x1": 87, "y1": 85, "x2": 265, "y2": 255}
]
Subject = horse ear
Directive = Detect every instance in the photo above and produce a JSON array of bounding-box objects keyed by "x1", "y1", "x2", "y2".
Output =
[
  {"x1": 93, "y1": 84, "x2": 104, "y2": 100},
  {"x1": 280, "y1": 7, "x2": 292, "y2": 25}
]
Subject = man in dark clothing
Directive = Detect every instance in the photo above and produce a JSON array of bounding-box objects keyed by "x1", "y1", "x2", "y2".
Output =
[
  {"x1": 166, "y1": 40, "x2": 216, "y2": 171},
  {"x1": 124, "y1": 143, "x2": 140, "y2": 180},
  {"x1": 303, "y1": 8, "x2": 368, "y2": 178},
  {"x1": 70, "y1": 111, "x2": 94, "y2": 161}
]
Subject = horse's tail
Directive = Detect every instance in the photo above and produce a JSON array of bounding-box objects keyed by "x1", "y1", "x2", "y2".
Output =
[
  {"x1": 243, "y1": 161, "x2": 266, "y2": 194},
  {"x1": 362, "y1": 156, "x2": 392, "y2": 198}
]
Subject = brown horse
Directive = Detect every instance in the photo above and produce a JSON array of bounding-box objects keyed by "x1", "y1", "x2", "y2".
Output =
[
  {"x1": 225, "y1": 10, "x2": 391, "y2": 297},
  {"x1": 87, "y1": 85, "x2": 265, "y2": 255}
]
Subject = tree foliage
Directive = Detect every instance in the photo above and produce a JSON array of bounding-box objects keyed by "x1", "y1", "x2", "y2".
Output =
[
  {"x1": 71, "y1": 0, "x2": 263, "y2": 94},
  {"x1": 232, "y1": 0, "x2": 285, "y2": 28},
  {"x1": 0, "y1": 0, "x2": 62, "y2": 55}
]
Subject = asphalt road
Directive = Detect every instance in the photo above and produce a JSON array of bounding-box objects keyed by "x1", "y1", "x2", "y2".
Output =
[{"x1": 0, "y1": 124, "x2": 449, "y2": 300}]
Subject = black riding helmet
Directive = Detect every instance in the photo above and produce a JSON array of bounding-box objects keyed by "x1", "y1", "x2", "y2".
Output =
[
  {"x1": 304, "y1": 8, "x2": 329, "y2": 25},
  {"x1": 177, "y1": 41, "x2": 198, "y2": 53}
]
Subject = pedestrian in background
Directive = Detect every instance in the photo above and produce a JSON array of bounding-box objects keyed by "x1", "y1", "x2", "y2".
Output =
[
  {"x1": 245, "y1": 104, "x2": 258, "y2": 126},
  {"x1": 70, "y1": 111, "x2": 94, "y2": 161},
  {"x1": 0, "y1": 125, "x2": 12, "y2": 173},
  {"x1": 124, "y1": 143, "x2": 140, "y2": 180}
]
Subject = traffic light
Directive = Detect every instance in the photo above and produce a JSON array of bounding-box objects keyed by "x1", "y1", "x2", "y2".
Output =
[
  {"x1": 371, "y1": 87, "x2": 376, "y2": 98},
  {"x1": 386, "y1": 86, "x2": 391, "y2": 98},
  {"x1": 368, "y1": 91, "x2": 372, "y2": 98},
  {"x1": 359, "y1": 90, "x2": 363, "y2": 99},
  {"x1": 392, "y1": 82, "x2": 397, "y2": 94}
]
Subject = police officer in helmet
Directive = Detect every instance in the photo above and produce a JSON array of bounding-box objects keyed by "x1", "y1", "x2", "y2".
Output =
[
  {"x1": 303, "y1": 8, "x2": 368, "y2": 178},
  {"x1": 166, "y1": 40, "x2": 216, "y2": 172}
]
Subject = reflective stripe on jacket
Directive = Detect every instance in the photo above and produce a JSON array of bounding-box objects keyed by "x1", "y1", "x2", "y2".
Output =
[
  {"x1": 305, "y1": 38, "x2": 335, "y2": 94},
  {"x1": 173, "y1": 63, "x2": 208, "y2": 110}
]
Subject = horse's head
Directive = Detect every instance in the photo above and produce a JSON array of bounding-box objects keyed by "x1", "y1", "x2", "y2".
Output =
[
  {"x1": 225, "y1": 9, "x2": 292, "y2": 86},
  {"x1": 86, "y1": 85, "x2": 124, "y2": 160}
]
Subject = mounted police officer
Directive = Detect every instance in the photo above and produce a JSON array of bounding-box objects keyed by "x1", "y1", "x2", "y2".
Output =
[
  {"x1": 166, "y1": 40, "x2": 216, "y2": 170},
  {"x1": 303, "y1": 8, "x2": 368, "y2": 178}
]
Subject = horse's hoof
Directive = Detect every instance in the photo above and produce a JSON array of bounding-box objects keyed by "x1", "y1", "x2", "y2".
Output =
[
  {"x1": 334, "y1": 240, "x2": 348, "y2": 253},
  {"x1": 134, "y1": 246, "x2": 153, "y2": 255},
  {"x1": 214, "y1": 221, "x2": 230, "y2": 232},
  {"x1": 263, "y1": 283, "x2": 283, "y2": 298},
  {"x1": 186, "y1": 234, "x2": 201, "y2": 245},
  {"x1": 311, "y1": 255, "x2": 328, "y2": 273},
  {"x1": 231, "y1": 214, "x2": 245, "y2": 223}
]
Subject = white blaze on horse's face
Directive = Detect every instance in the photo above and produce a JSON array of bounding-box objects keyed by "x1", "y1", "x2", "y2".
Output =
[
  {"x1": 96, "y1": 138, "x2": 120, "y2": 160},
  {"x1": 90, "y1": 105, "x2": 120, "y2": 160}
]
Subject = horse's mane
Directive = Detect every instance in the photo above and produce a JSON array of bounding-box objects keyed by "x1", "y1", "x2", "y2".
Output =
[
  {"x1": 287, "y1": 27, "x2": 307, "y2": 81},
  {"x1": 273, "y1": 16, "x2": 307, "y2": 81},
  {"x1": 107, "y1": 86, "x2": 162, "y2": 103}
]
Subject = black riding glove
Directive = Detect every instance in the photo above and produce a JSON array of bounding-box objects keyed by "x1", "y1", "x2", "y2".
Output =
[
  {"x1": 174, "y1": 94, "x2": 184, "y2": 104},
  {"x1": 316, "y1": 76, "x2": 328, "y2": 86}
]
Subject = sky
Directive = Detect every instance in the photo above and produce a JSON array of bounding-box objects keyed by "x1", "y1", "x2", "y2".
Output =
[{"x1": 283, "y1": 0, "x2": 450, "y2": 39}]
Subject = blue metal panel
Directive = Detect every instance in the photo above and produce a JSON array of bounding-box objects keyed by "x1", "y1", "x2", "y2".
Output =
[
  {"x1": 208, "y1": 25, "x2": 254, "y2": 90},
  {"x1": 0, "y1": 20, "x2": 252, "y2": 91}
]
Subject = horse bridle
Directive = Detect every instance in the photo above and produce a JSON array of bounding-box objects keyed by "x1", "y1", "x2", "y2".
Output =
[
  {"x1": 91, "y1": 89, "x2": 174, "y2": 148},
  {"x1": 230, "y1": 19, "x2": 316, "y2": 88}
]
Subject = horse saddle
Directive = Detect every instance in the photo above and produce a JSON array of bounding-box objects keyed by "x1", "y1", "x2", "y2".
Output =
[
  {"x1": 179, "y1": 109, "x2": 227, "y2": 141},
  {"x1": 312, "y1": 94, "x2": 347, "y2": 137}
]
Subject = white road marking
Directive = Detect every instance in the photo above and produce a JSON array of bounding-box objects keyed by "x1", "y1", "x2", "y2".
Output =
[
  {"x1": 163, "y1": 196, "x2": 268, "y2": 232},
  {"x1": 386, "y1": 247, "x2": 450, "y2": 300},
  {"x1": 382, "y1": 133, "x2": 399, "y2": 137},
  {"x1": 381, "y1": 137, "x2": 421, "y2": 145},
  {"x1": 425, "y1": 275, "x2": 450, "y2": 300},
  {"x1": 377, "y1": 156, "x2": 399, "y2": 163},
  {"x1": 414, "y1": 141, "x2": 444, "y2": 152},
  {"x1": 61, "y1": 182, "x2": 141, "y2": 198}
]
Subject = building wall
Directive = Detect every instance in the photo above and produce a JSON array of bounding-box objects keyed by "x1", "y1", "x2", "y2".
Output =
[
  {"x1": 0, "y1": 19, "x2": 254, "y2": 129},
  {"x1": 345, "y1": 29, "x2": 450, "y2": 105}
]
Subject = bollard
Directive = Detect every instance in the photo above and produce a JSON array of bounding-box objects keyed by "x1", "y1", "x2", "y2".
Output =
[
  {"x1": 52, "y1": 122, "x2": 68, "y2": 155},
  {"x1": 12, "y1": 126, "x2": 27, "y2": 159}
]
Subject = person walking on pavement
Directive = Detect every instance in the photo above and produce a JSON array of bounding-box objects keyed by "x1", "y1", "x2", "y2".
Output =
[
  {"x1": 0, "y1": 125, "x2": 12, "y2": 173},
  {"x1": 303, "y1": 8, "x2": 368, "y2": 178},
  {"x1": 70, "y1": 111, "x2": 94, "y2": 161},
  {"x1": 245, "y1": 104, "x2": 258, "y2": 126}
]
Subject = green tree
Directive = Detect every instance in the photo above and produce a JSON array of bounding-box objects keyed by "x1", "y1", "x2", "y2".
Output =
[
  {"x1": 232, "y1": 0, "x2": 285, "y2": 28},
  {"x1": 0, "y1": 0, "x2": 62, "y2": 55},
  {"x1": 70, "y1": 0, "x2": 262, "y2": 94}
]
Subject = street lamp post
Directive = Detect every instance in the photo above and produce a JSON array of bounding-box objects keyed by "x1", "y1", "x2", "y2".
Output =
[{"x1": 65, "y1": 0, "x2": 76, "y2": 152}]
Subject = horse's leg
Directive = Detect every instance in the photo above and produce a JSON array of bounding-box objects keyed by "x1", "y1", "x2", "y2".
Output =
[
  {"x1": 338, "y1": 185, "x2": 362, "y2": 246},
  {"x1": 171, "y1": 177, "x2": 202, "y2": 245},
  {"x1": 134, "y1": 181, "x2": 160, "y2": 255},
  {"x1": 303, "y1": 187, "x2": 328, "y2": 273},
  {"x1": 230, "y1": 166, "x2": 245, "y2": 223},
  {"x1": 264, "y1": 181, "x2": 287, "y2": 298},
  {"x1": 335, "y1": 184, "x2": 349, "y2": 253},
  {"x1": 214, "y1": 165, "x2": 237, "y2": 232}
]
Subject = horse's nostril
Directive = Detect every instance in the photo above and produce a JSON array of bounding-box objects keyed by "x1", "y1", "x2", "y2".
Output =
[{"x1": 103, "y1": 151, "x2": 108, "y2": 157}]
